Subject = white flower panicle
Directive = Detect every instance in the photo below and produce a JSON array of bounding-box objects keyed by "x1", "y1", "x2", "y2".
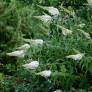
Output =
[
  {"x1": 6, "y1": 50, "x2": 25, "y2": 58},
  {"x1": 31, "y1": 39, "x2": 44, "y2": 46},
  {"x1": 53, "y1": 90, "x2": 62, "y2": 92},
  {"x1": 78, "y1": 23, "x2": 85, "y2": 28},
  {"x1": 47, "y1": 6, "x2": 60, "y2": 16},
  {"x1": 40, "y1": 15, "x2": 52, "y2": 23},
  {"x1": 36, "y1": 70, "x2": 51, "y2": 78},
  {"x1": 87, "y1": 0, "x2": 92, "y2": 5},
  {"x1": 66, "y1": 53, "x2": 84, "y2": 61},
  {"x1": 80, "y1": 30, "x2": 91, "y2": 39},
  {"x1": 61, "y1": 27, "x2": 72, "y2": 36},
  {"x1": 35, "y1": 14, "x2": 52, "y2": 23},
  {"x1": 17, "y1": 44, "x2": 30, "y2": 50},
  {"x1": 23, "y1": 61, "x2": 39, "y2": 70}
]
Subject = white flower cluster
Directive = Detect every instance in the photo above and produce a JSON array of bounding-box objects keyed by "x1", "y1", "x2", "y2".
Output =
[
  {"x1": 57, "y1": 25, "x2": 72, "y2": 36},
  {"x1": 6, "y1": 50, "x2": 25, "y2": 58},
  {"x1": 34, "y1": 14, "x2": 52, "y2": 23},
  {"x1": 31, "y1": 39, "x2": 44, "y2": 46},
  {"x1": 6, "y1": 39, "x2": 44, "y2": 58},
  {"x1": 6, "y1": 44, "x2": 30, "y2": 58},
  {"x1": 23, "y1": 61, "x2": 39, "y2": 69},
  {"x1": 17, "y1": 44, "x2": 30, "y2": 50},
  {"x1": 53, "y1": 90, "x2": 62, "y2": 92},
  {"x1": 61, "y1": 27, "x2": 72, "y2": 36},
  {"x1": 66, "y1": 53, "x2": 84, "y2": 61},
  {"x1": 47, "y1": 6, "x2": 60, "y2": 16},
  {"x1": 23, "y1": 60, "x2": 51, "y2": 78},
  {"x1": 79, "y1": 29, "x2": 91, "y2": 39},
  {"x1": 78, "y1": 23, "x2": 85, "y2": 28},
  {"x1": 34, "y1": 6, "x2": 60, "y2": 23},
  {"x1": 36, "y1": 70, "x2": 51, "y2": 78},
  {"x1": 87, "y1": 0, "x2": 92, "y2": 5}
]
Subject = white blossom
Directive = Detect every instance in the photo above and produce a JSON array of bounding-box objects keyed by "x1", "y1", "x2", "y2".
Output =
[
  {"x1": 53, "y1": 90, "x2": 62, "y2": 92},
  {"x1": 36, "y1": 70, "x2": 51, "y2": 78},
  {"x1": 78, "y1": 23, "x2": 85, "y2": 28},
  {"x1": 66, "y1": 53, "x2": 84, "y2": 61},
  {"x1": 47, "y1": 7, "x2": 60, "y2": 16},
  {"x1": 31, "y1": 39, "x2": 43, "y2": 46},
  {"x1": 80, "y1": 30, "x2": 91, "y2": 39},
  {"x1": 61, "y1": 27, "x2": 72, "y2": 36},
  {"x1": 41, "y1": 14, "x2": 52, "y2": 23},
  {"x1": 17, "y1": 44, "x2": 30, "y2": 50},
  {"x1": 35, "y1": 14, "x2": 52, "y2": 23},
  {"x1": 6, "y1": 50, "x2": 25, "y2": 58},
  {"x1": 23, "y1": 61, "x2": 39, "y2": 70},
  {"x1": 87, "y1": 0, "x2": 92, "y2": 5}
]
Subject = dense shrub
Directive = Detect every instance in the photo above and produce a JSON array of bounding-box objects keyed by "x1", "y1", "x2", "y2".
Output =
[{"x1": 0, "y1": 0, "x2": 92, "y2": 92}]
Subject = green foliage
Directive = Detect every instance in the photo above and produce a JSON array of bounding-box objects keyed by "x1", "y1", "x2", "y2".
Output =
[
  {"x1": 0, "y1": 0, "x2": 92, "y2": 92},
  {"x1": 19, "y1": 0, "x2": 87, "y2": 6}
]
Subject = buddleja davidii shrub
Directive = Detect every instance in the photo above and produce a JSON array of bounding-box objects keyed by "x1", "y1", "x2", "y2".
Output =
[{"x1": 1, "y1": 1, "x2": 92, "y2": 92}]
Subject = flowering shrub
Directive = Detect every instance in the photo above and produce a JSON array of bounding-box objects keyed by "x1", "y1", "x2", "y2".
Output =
[{"x1": 0, "y1": 0, "x2": 92, "y2": 92}]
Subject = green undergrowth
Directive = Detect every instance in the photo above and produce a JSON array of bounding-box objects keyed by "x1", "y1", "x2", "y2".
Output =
[{"x1": 0, "y1": 0, "x2": 92, "y2": 92}]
